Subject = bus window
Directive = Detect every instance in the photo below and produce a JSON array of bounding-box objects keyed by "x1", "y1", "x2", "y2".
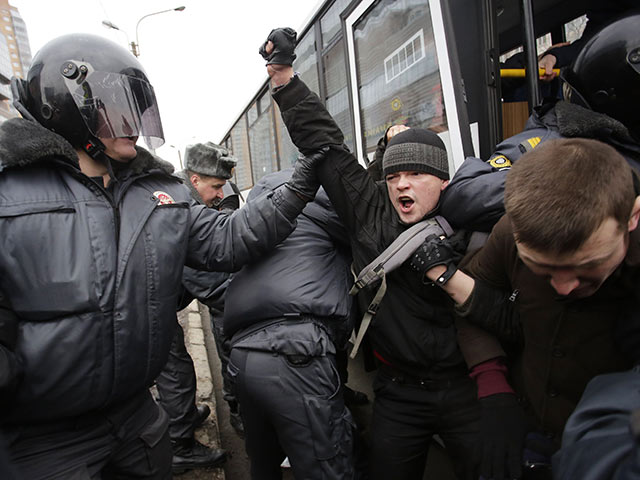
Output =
[
  {"x1": 229, "y1": 115, "x2": 253, "y2": 191},
  {"x1": 248, "y1": 92, "x2": 279, "y2": 185},
  {"x1": 349, "y1": 0, "x2": 447, "y2": 158}
]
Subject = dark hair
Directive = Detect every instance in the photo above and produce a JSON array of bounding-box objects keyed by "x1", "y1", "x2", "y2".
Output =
[{"x1": 505, "y1": 138, "x2": 636, "y2": 254}]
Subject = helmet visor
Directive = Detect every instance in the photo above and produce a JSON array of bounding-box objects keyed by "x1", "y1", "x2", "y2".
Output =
[{"x1": 66, "y1": 71, "x2": 165, "y2": 149}]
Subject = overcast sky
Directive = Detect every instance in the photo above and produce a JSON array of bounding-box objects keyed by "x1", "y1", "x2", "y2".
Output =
[{"x1": 11, "y1": 0, "x2": 321, "y2": 168}]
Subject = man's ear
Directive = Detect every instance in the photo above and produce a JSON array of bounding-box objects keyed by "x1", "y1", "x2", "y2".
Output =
[
  {"x1": 190, "y1": 174, "x2": 199, "y2": 188},
  {"x1": 628, "y1": 196, "x2": 640, "y2": 232},
  {"x1": 440, "y1": 179, "x2": 449, "y2": 191}
]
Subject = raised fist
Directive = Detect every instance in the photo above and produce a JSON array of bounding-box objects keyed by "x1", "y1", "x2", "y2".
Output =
[{"x1": 259, "y1": 27, "x2": 297, "y2": 66}]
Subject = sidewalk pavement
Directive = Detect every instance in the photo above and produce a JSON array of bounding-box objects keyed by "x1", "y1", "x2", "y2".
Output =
[{"x1": 175, "y1": 301, "x2": 225, "y2": 480}]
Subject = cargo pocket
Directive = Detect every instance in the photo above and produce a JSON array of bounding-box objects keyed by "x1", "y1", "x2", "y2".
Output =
[
  {"x1": 303, "y1": 357, "x2": 356, "y2": 455},
  {"x1": 303, "y1": 393, "x2": 355, "y2": 476}
]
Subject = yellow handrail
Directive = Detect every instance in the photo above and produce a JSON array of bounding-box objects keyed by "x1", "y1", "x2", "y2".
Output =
[{"x1": 500, "y1": 68, "x2": 561, "y2": 78}]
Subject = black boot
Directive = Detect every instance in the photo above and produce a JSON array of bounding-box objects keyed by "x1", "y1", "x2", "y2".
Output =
[
  {"x1": 172, "y1": 438, "x2": 226, "y2": 474},
  {"x1": 193, "y1": 403, "x2": 211, "y2": 429}
]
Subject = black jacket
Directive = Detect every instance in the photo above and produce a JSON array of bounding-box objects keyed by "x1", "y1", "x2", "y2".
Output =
[
  {"x1": 224, "y1": 169, "x2": 353, "y2": 344},
  {"x1": 174, "y1": 170, "x2": 231, "y2": 314},
  {"x1": 0, "y1": 118, "x2": 305, "y2": 424},
  {"x1": 272, "y1": 77, "x2": 466, "y2": 378},
  {"x1": 553, "y1": 366, "x2": 640, "y2": 479}
]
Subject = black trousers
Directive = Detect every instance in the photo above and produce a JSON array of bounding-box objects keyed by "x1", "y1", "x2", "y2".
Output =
[
  {"x1": 229, "y1": 321, "x2": 355, "y2": 480},
  {"x1": 209, "y1": 309, "x2": 237, "y2": 411},
  {"x1": 5, "y1": 391, "x2": 171, "y2": 480},
  {"x1": 369, "y1": 368, "x2": 481, "y2": 480},
  {"x1": 156, "y1": 322, "x2": 198, "y2": 441}
]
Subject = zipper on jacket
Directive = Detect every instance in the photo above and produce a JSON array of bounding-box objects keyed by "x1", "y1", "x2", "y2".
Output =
[{"x1": 63, "y1": 164, "x2": 121, "y2": 244}]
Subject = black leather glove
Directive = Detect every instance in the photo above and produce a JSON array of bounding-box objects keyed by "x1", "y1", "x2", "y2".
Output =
[
  {"x1": 216, "y1": 194, "x2": 240, "y2": 213},
  {"x1": 409, "y1": 233, "x2": 459, "y2": 285},
  {"x1": 286, "y1": 147, "x2": 329, "y2": 201},
  {"x1": 259, "y1": 27, "x2": 297, "y2": 65},
  {"x1": 475, "y1": 393, "x2": 527, "y2": 480}
]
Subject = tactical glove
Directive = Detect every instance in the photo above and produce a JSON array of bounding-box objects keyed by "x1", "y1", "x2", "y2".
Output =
[
  {"x1": 475, "y1": 393, "x2": 527, "y2": 480},
  {"x1": 286, "y1": 147, "x2": 329, "y2": 201},
  {"x1": 259, "y1": 27, "x2": 297, "y2": 65},
  {"x1": 216, "y1": 194, "x2": 240, "y2": 213},
  {"x1": 409, "y1": 233, "x2": 459, "y2": 285}
]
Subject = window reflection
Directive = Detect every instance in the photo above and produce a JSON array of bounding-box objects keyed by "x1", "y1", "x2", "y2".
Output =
[
  {"x1": 293, "y1": 25, "x2": 320, "y2": 95},
  {"x1": 248, "y1": 91, "x2": 279, "y2": 184},
  {"x1": 229, "y1": 116, "x2": 253, "y2": 190},
  {"x1": 273, "y1": 102, "x2": 298, "y2": 168},
  {"x1": 353, "y1": 0, "x2": 447, "y2": 155},
  {"x1": 323, "y1": 39, "x2": 354, "y2": 152},
  {"x1": 320, "y1": 0, "x2": 351, "y2": 48}
]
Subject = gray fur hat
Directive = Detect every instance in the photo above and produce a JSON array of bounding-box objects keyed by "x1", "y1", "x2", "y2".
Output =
[{"x1": 184, "y1": 142, "x2": 237, "y2": 179}]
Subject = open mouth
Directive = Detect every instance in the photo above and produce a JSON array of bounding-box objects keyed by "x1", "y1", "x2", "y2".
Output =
[{"x1": 399, "y1": 196, "x2": 414, "y2": 212}]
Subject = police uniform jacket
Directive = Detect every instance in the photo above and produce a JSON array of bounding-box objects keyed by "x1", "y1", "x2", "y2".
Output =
[
  {"x1": 0, "y1": 118, "x2": 305, "y2": 425},
  {"x1": 223, "y1": 168, "x2": 353, "y2": 346}
]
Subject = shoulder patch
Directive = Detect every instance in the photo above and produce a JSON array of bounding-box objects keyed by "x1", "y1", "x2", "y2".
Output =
[
  {"x1": 153, "y1": 191, "x2": 175, "y2": 205},
  {"x1": 526, "y1": 136, "x2": 541, "y2": 149},
  {"x1": 518, "y1": 136, "x2": 542, "y2": 154},
  {"x1": 488, "y1": 155, "x2": 512, "y2": 170}
]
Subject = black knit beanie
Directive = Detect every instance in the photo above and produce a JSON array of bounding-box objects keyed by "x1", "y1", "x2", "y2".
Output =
[{"x1": 382, "y1": 128, "x2": 449, "y2": 180}]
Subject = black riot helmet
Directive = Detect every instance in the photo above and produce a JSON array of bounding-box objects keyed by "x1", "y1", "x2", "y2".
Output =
[
  {"x1": 562, "y1": 13, "x2": 640, "y2": 138},
  {"x1": 11, "y1": 33, "x2": 164, "y2": 155}
]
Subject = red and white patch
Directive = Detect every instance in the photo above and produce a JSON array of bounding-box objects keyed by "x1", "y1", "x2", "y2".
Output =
[{"x1": 153, "y1": 191, "x2": 175, "y2": 205}]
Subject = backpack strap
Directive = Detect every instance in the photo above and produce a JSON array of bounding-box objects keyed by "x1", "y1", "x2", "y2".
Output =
[
  {"x1": 349, "y1": 273, "x2": 387, "y2": 359},
  {"x1": 348, "y1": 215, "x2": 453, "y2": 358}
]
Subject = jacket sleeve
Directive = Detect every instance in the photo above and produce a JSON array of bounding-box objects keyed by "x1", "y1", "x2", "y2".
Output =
[
  {"x1": 305, "y1": 189, "x2": 350, "y2": 248},
  {"x1": 440, "y1": 120, "x2": 561, "y2": 232},
  {"x1": 454, "y1": 217, "x2": 523, "y2": 367},
  {"x1": 185, "y1": 184, "x2": 306, "y2": 272},
  {"x1": 272, "y1": 76, "x2": 386, "y2": 247},
  {"x1": 456, "y1": 278, "x2": 522, "y2": 346},
  {"x1": 181, "y1": 267, "x2": 230, "y2": 312},
  {"x1": 552, "y1": 367, "x2": 640, "y2": 480},
  {"x1": 439, "y1": 157, "x2": 507, "y2": 232}
]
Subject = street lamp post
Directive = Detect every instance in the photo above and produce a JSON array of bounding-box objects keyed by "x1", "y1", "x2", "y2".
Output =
[
  {"x1": 169, "y1": 145, "x2": 183, "y2": 169},
  {"x1": 102, "y1": 6, "x2": 185, "y2": 57},
  {"x1": 133, "y1": 6, "x2": 186, "y2": 57},
  {"x1": 101, "y1": 20, "x2": 136, "y2": 56}
]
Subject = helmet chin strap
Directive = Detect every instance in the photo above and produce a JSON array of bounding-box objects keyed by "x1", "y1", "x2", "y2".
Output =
[
  {"x1": 83, "y1": 136, "x2": 120, "y2": 184},
  {"x1": 559, "y1": 71, "x2": 593, "y2": 111}
]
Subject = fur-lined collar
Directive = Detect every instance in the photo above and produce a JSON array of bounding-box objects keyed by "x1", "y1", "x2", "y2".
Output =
[
  {"x1": 554, "y1": 101, "x2": 635, "y2": 144},
  {"x1": 0, "y1": 117, "x2": 78, "y2": 173},
  {"x1": 0, "y1": 117, "x2": 174, "y2": 177},
  {"x1": 129, "y1": 146, "x2": 175, "y2": 177}
]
